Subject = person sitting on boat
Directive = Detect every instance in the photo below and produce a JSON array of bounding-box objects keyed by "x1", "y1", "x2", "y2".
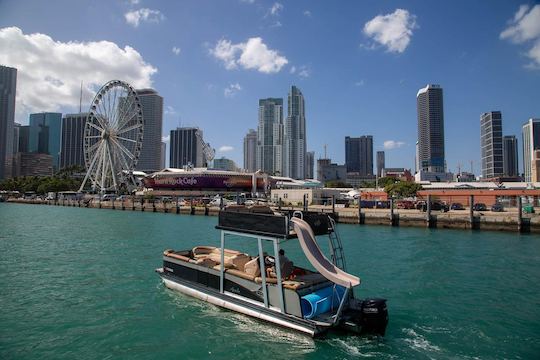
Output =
[{"x1": 266, "y1": 249, "x2": 294, "y2": 279}]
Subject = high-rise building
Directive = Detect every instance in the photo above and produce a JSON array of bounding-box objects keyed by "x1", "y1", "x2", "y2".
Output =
[
  {"x1": 376, "y1": 151, "x2": 385, "y2": 178},
  {"x1": 316, "y1": 158, "x2": 331, "y2": 182},
  {"x1": 212, "y1": 157, "x2": 238, "y2": 172},
  {"x1": 29, "y1": 112, "x2": 62, "y2": 171},
  {"x1": 480, "y1": 111, "x2": 503, "y2": 179},
  {"x1": 522, "y1": 118, "x2": 540, "y2": 182},
  {"x1": 60, "y1": 113, "x2": 88, "y2": 169},
  {"x1": 305, "y1": 151, "x2": 314, "y2": 179},
  {"x1": 161, "y1": 141, "x2": 166, "y2": 169},
  {"x1": 503, "y1": 135, "x2": 518, "y2": 177},
  {"x1": 17, "y1": 125, "x2": 30, "y2": 153},
  {"x1": 243, "y1": 129, "x2": 257, "y2": 172},
  {"x1": 417, "y1": 84, "x2": 445, "y2": 173},
  {"x1": 284, "y1": 86, "x2": 306, "y2": 179},
  {"x1": 170, "y1": 127, "x2": 204, "y2": 168},
  {"x1": 257, "y1": 98, "x2": 283, "y2": 175},
  {"x1": 0, "y1": 66, "x2": 17, "y2": 179},
  {"x1": 12, "y1": 123, "x2": 20, "y2": 155},
  {"x1": 345, "y1": 136, "x2": 373, "y2": 176},
  {"x1": 135, "y1": 89, "x2": 163, "y2": 172},
  {"x1": 13, "y1": 152, "x2": 53, "y2": 177}
]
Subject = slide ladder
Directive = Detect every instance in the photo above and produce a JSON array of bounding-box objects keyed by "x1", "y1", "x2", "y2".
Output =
[{"x1": 328, "y1": 217, "x2": 346, "y2": 271}]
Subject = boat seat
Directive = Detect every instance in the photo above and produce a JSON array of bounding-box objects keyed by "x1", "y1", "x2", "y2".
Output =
[
  {"x1": 226, "y1": 268, "x2": 257, "y2": 281},
  {"x1": 244, "y1": 257, "x2": 261, "y2": 277},
  {"x1": 164, "y1": 251, "x2": 191, "y2": 263}
]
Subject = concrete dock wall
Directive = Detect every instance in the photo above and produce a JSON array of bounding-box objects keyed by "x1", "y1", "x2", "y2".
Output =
[{"x1": 6, "y1": 199, "x2": 539, "y2": 234}]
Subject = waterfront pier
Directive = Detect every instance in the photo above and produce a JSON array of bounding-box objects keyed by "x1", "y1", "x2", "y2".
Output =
[{"x1": 7, "y1": 198, "x2": 539, "y2": 234}]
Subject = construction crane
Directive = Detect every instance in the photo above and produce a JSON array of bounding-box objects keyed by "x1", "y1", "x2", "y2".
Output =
[{"x1": 195, "y1": 129, "x2": 215, "y2": 162}]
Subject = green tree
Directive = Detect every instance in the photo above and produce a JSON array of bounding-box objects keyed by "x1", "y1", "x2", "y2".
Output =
[{"x1": 384, "y1": 181, "x2": 422, "y2": 198}]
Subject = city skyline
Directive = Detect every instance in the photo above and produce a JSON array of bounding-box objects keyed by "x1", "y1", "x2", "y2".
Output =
[{"x1": 1, "y1": 1, "x2": 539, "y2": 174}]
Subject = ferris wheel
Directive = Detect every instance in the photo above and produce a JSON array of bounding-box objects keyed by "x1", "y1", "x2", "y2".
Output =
[{"x1": 79, "y1": 80, "x2": 144, "y2": 193}]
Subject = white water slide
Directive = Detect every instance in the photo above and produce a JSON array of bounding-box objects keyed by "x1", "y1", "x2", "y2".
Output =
[{"x1": 290, "y1": 217, "x2": 360, "y2": 289}]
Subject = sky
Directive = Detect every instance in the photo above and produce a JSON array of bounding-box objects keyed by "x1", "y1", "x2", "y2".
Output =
[{"x1": 1, "y1": 0, "x2": 539, "y2": 175}]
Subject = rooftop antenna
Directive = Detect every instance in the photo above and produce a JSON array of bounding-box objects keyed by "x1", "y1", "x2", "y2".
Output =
[
  {"x1": 470, "y1": 160, "x2": 474, "y2": 174},
  {"x1": 324, "y1": 144, "x2": 327, "y2": 159},
  {"x1": 79, "y1": 80, "x2": 83, "y2": 113},
  {"x1": 457, "y1": 162, "x2": 461, "y2": 175}
]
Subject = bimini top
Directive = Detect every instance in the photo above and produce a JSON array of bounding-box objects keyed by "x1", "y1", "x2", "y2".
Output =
[{"x1": 215, "y1": 206, "x2": 332, "y2": 239}]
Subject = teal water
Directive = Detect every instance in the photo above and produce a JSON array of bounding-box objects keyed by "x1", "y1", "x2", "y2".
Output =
[{"x1": 1, "y1": 203, "x2": 539, "y2": 359}]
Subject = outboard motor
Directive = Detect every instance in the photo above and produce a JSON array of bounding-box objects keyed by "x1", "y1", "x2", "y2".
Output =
[
  {"x1": 342, "y1": 298, "x2": 388, "y2": 336},
  {"x1": 360, "y1": 298, "x2": 388, "y2": 336}
]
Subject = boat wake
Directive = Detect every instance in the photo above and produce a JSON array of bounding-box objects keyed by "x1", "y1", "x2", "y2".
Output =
[
  {"x1": 402, "y1": 327, "x2": 441, "y2": 352},
  {"x1": 326, "y1": 336, "x2": 392, "y2": 358}
]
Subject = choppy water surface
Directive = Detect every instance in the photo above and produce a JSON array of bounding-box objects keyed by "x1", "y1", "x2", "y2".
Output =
[{"x1": 1, "y1": 203, "x2": 539, "y2": 359}]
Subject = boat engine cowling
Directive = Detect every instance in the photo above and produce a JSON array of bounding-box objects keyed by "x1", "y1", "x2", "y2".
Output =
[
  {"x1": 360, "y1": 298, "x2": 388, "y2": 336},
  {"x1": 344, "y1": 298, "x2": 388, "y2": 336}
]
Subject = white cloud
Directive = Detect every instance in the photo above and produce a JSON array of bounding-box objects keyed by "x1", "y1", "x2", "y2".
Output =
[
  {"x1": 162, "y1": 135, "x2": 170, "y2": 143},
  {"x1": 172, "y1": 46, "x2": 181, "y2": 55},
  {"x1": 0, "y1": 27, "x2": 157, "y2": 122},
  {"x1": 164, "y1": 106, "x2": 176, "y2": 115},
  {"x1": 128, "y1": 0, "x2": 140, "y2": 5},
  {"x1": 219, "y1": 145, "x2": 234, "y2": 152},
  {"x1": 383, "y1": 140, "x2": 405, "y2": 150},
  {"x1": 500, "y1": 5, "x2": 540, "y2": 43},
  {"x1": 239, "y1": 0, "x2": 255, "y2": 3},
  {"x1": 298, "y1": 66, "x2": 310, "y2": 78},
  {"x1": 363, "y1": 9, "x2": 417, "y2": 53},
  {"x1": 224, "y1": 83, "x2": 242, "y2": 98},
  {"x1": 270, "y1": 2, "x2": 283, "y2": 16},
  {"x1": 355, "y1": 80, "x2": 365, "y2": 86},
  {"x1": 125, "y1": 8, "x2": 164, "y2": 27},
  {"x1": 303, "y1": 10, "x2": 312, "y2": 17},
  {"x1": 210, "y1": 37, "x2": 288, "y2": 73},
  {"x1": 290, "y1": 66, "x2": 296, "y2": 74},
  {"x1": 500, "y1": 5, "x2": 540, "y2": 68}
]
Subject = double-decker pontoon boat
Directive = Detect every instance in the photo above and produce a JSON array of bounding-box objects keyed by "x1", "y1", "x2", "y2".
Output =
[{"x1": 156, "y1": 206, "x2": 388, "y2": 337}]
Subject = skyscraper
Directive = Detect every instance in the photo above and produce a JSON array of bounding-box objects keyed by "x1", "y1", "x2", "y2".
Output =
[
  {"x1": 305, "y1": 151, "x2": 314, "y2": 179},
  {"x1": 213, "y1": 157, "x2": 238, "y2": 172},
  {"x1": 29, "y1": 112, "x2": 62, "y2": 171},
  {"x1": 257, "y1": 98, "x2": 283, "y2": 175},
  {"x1": 345, "y1": 136, "x2": 373, "y2": 176},
  {"x1": 161, "y1": 141, "x2": 166, "y2": 169},
  {"x1": 170, "y1": 127, "x2": 204, "y2": 168},
  {"x1": 376, "y1": 151, "x2": 385, "y2": 177},
  {"x1": 284, "y1": 86, "x2": 306, "y2": 179},
  {"x1": 243, "y1": 129, "x2": 257, "y2": 172},
  {"x1": 135, "y1": 88, "x2": 163, "y2": 172},
  {"x1": 0, "y1": 66, "x2": 17, "y2": 179},
  {"x1": 503, "y1": 135, "x2": 518, "y2": 177},
  {"x1": 480, "y1": 111, "x2": 503, "y2": 179},
  {"x1": 417, "y1": 84, "x2": 445, "y2": 173},
  {"x1": 522, "y1": 118, "x2": 540, "y2": 182},
  {"x1": 60, "y1": 113, "x2": 88, "y2": 169}
]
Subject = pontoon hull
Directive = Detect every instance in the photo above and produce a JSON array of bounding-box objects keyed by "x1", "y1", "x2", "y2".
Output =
[{"x1": 159, "y1": 271, "x2": 326, "y2": 337}]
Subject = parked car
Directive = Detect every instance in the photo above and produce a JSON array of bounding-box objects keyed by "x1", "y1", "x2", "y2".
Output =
[
  {"x1": 473, "y1": 203, "x2": 487, "y2": 211},
  {"x1": 420, "y1": 201, "x2": 449, "y2": 212},
  {"x1": 101, "y1": 194, "x2": 117, "y2": 201},
  {"x1": 491, "y1": 203, "x2": 504, "y2": 212},
  {"x1": 397, "y1": 200, "x2": 415, "y2": 209},
  {"x1": 450, "y1": 203, "x2": 464, "y2": 210}
]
